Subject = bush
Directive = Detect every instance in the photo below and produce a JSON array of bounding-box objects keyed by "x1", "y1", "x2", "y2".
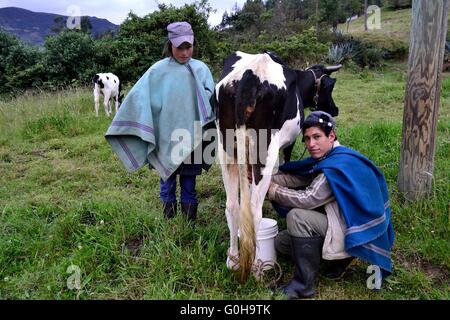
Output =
[
  {"x1": 43, "y1": 30, "x2": 97, "y2": 88},
  {"x1": 326, "y1": 42, "x2": 357, "y2": 65},
  {"x1": 324, "y1": 29, "x2": 410, "y2": 69},
  {"x1": 0, "y1": 31, "x2": 45, "y2": 94},
  {"x1": 102, "y1": 3, "x2": 219, "y2": 84},
  {"x1": 354, "y1": 33, "x2": 408, "y2": 60},
  {"x1": 387, "y1": 0, "x2": 412, "y2": 9},
  {"x1": 239, "y1": 28, "x2": 329, "y2": 68}
]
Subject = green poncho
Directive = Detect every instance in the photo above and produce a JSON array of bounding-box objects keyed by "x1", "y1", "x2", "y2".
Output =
[{"x1": 105, "y1": 57, "x2": 215, "y2": 181}]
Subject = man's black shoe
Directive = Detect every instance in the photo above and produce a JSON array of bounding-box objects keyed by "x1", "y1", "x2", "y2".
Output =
[{"x1": 322, "y1": 257, "x2": 355, "y2": 279}]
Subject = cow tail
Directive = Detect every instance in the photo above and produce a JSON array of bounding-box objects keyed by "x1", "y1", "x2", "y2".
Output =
[{"x1": 235, "y1": 125, "x2": 255, "y2": 283}]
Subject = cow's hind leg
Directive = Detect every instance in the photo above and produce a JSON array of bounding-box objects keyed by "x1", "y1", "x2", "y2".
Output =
[
  {"x1": 103, "y1": 94, "x2": 111, "y2": 117},
  {"x1": 115, "y1": 95, "x2": 119, "y2": 114},
  {"x1": 218, "y1": 139, "x2": 240, "y2": 270}
]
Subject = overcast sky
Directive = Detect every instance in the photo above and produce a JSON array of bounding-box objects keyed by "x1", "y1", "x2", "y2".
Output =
[{"x1": 0, "y1": 0, "x2": 246, "y2": 26}]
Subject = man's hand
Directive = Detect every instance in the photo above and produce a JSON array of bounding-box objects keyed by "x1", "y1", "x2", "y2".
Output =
[
  {"x1": 247, "y1": 164, "x2": 253, "y2": 184},
  {"x1": 267, "y1": 182, "x2": 279, "y2": 200}
]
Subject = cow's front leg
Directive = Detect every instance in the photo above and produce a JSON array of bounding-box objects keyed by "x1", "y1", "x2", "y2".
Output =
[
  {"x1": 94, "y1": 92, "x2": 100, "y2": 117},
  {"x1": 249, "y1": 132, "x2": 282, "y2": 279},
  {"x1": 250, "y1": 172, "x2": 272, "y2": 234},
  {"x1": 250, "y1": 128, "x2": 282, "y2": 229}
]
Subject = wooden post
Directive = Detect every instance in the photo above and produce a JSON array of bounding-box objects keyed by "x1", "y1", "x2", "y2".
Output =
[{"x1": 397, "y1": 0, "x2": 449, "y2": 200}]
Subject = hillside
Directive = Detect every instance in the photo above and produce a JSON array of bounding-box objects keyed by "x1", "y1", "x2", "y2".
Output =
[
  {"x1": 338, "y1": 7, "x2": 450, "y2": 45},
  {"x1": 0, "y1": 7, "x2": 118, "y2": 45}
]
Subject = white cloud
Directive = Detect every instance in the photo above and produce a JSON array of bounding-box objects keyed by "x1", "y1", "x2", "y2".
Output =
[{"x1": 0, "y1": 0, "x2": 246, "y2": 26}]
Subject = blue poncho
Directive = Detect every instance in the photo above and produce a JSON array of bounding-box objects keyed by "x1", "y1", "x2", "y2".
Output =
[
  {"x1": 280, "y1": 146, "x2": 395, "y2": 276},
  {"x1": 105, "y1": 58, "x2": 215, "y2": 181}
]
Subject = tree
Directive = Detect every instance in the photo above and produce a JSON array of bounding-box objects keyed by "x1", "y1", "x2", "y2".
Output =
[
  {"x1": 43, "y1": 30, "x2": 97, "y2": 86},
  {"x1": 318, "y1": 0, "x2": 347, "y2": 32},
  {"x1": 397, "y1": 0, "x2": 449, "y2": 200},
  {"x1": 0, "y1": 31, "x2": 44, "y2": 93},
  {"x1": 316, "y1": 0, "x2": 319, "y2": 32},
  {"x1": 222, "y1": 0, "x2": 265, "y2": 32},
  {"x1": 0, "y1": 31, "x2": 21, "y2": 90},
  {"x1": 108, "y1": 2, "x2": 218, "y2": 83},
  {"x1": 50, "y1": 16, "x2": 66, "y2": 34},
  {"x1": 80, "y1": 16, "x2": 93, "y2": 34},
  {"x1": 364, "y1": 0, "x2": 368, "y2": 31},
  {"x1": 389, "y1": 0, "x2": 412, "y2": 9}
]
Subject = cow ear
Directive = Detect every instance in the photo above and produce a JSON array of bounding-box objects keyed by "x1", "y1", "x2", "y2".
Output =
[
  {"x1": 325, "y1": 64, "x2": 342, "y2": 75},
  {"x1": 322, "y1": 76, "x2": 336, "y2": 88}
]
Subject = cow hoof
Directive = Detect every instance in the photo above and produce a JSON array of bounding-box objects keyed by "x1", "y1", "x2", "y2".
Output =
[
  {"x1": 226, "y1": 250, "x2": 240, "y2": 270},
  {"x1": 226, "y1": 257, "x2": 240, "y2": 271}
]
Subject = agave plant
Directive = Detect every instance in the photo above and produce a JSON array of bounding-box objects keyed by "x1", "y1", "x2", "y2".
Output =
[{"x1": 326, "y1": 42, "x2": 358, "y2": 65}]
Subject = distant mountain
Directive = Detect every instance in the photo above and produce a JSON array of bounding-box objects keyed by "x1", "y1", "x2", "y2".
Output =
[{"x1": 0, "y1": 7, "x2": 119, "y2": 45}]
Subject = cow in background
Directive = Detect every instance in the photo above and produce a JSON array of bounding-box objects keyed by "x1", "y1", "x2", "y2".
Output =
[
  {"x1": 92, "y1": 73, "x2": 124, "y2": 117},
  {"x1": 215, "y1": 51, "x2": 341, "y2": 282}
]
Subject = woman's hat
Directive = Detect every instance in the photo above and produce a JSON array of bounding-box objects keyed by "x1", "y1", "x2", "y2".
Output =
[{"x1": 167, "y1": 21, "x2": 194, "y2": 47}]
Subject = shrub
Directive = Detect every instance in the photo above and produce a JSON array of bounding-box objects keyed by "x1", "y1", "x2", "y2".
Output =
[
  {"x1": 0, "y1": 31, "x2": 45, "y2": 94},
  {"x1": 43, "y1": 30, "x2": 97, "y2": 88},
  {"x1": 239, "y1": 28, "x2": 329, "y2": 68},
  {"x1": 387, "y1": 0, "x2": 412, "y2": 9},
  {"x1": 102, "y1": 3, "x2": 219, "y2": 84},
  {"x1": 326, "y1": 42, "x2": 357, "y2": 65}
]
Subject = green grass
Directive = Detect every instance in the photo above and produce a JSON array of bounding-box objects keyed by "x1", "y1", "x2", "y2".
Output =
[
  {"x1": 0, "y1": 66, "x2": 449, "y2": 300},
  {"x1": 338, "y1": 7, "x2": 450, "y2": 43},
  {"x1": 337, "y1": 7, "x2": 450, "y2": 62}
]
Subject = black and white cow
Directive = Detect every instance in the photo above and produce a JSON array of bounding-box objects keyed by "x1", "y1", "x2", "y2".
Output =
[
  {"x1": 215, "y1": 51, "x2": 341, "y2": 282},
  {"x1": 92, "y1": 73, "x2": 124, "y2": 117}
]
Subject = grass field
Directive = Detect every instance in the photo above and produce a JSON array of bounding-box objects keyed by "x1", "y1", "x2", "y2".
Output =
[
  {"x1": 1, "y1": 61, "x2": 449, "y2": 300},
  {"x1": 338, "y1": 7, "x2": 450, "y2": 43}
]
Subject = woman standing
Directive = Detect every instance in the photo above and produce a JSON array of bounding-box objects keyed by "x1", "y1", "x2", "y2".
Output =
[{"x1": 105, "y1": 22, "x2": 215, "y2": 223}]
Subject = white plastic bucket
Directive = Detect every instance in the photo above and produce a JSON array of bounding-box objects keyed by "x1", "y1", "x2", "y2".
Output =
[{"x1": 254, "y1": 218, "x2": 279, "y2": 270}]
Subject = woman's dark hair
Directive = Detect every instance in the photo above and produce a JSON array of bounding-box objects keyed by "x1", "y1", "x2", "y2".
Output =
[
  {"x1": 162, "y1": 40, "x2": 173, "y2": 57},
  {"x1": 162, "y1": 40, "x2": 196, "y2": 58}
]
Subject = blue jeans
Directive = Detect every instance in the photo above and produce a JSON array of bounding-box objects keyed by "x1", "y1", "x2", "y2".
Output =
[{"x1": 160, "y1": 175, "x2": 198, "y2": 204}]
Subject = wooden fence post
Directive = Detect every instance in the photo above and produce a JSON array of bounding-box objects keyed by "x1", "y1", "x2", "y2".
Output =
[{"x1": 397, "y1": 0, "x2": 449, "y2": 200}]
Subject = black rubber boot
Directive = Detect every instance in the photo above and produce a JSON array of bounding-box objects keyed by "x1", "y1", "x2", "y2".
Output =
[
  {"x1": 281, "y1": 236, "x2": 323, "y2": 299},
  {"x1": 322, "y1": 257, "x2": 355, "y2": 279},
  {"x1": 181, "y1": 202, "x2": 198, "y2": 222},
  {"x1": 162, "y1": 201, "x2": 177, "y2": 219}
]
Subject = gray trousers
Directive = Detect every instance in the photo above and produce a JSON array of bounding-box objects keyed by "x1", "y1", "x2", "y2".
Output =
[{"x1": 275, "y1": 208, "x2": 328, "y2": 257}]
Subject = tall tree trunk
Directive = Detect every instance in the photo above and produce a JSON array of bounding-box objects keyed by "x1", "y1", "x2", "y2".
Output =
[
  {"x1": 364, "y1": 0, "x2": 368, "y2": 31},
  {"x1": 397, "y1": 0, "x2": 449, "y2": 200},
  {"x1": 316, "y1": 0, "x2": 319, "y2": 33}
]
